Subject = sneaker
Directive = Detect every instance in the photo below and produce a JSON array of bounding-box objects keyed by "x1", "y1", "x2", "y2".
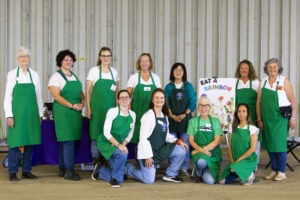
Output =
[
  {"x1": 110, "y1": 178, "x2": 120, "y2": 188},
  {"x1": 58, "y1": 169, "x2": 65, "y2": 177},
  {"x1": 180, "y1": 169, "x2": 190, "y2": 176},
  {"x1": 274, "y1": 172, "x2": 287, "y2": 181},
  {"x1": 91, "y1": 163, "x2": 100, "y2": 181},
  {"x1": 9, "y1": 173, "x2": 18, "y2": 182},
  {"x1": 162, "y1": 175, "x2": 183, "y2": 183},
  {"x1": 242, "y1": 172, "x2": 255, "y2": 186},
  {"x1": 64, "y1": 170, "x2": 80, "y2": 181},
  {"x1": 22, "y1": 172, "x2": 38, "y2": 179},
  {"x1": 264, "y1": 171, "x2": 276, "y2": 180}
]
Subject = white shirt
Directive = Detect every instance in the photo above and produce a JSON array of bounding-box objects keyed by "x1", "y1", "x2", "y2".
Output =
[
  {"x1": 174, "y1": 82, "x2": 184, "y2": 89},
  {"x1": 137, "y1": 109, "x2": 177, "y2": 160},
  {"x1": 103, "y1": 107, "x2": 136, "y2": 143},
  {"x1": 261, "y1": 76, "x2": 291, "y2": 107},
  {"x1": 229, "y1": 124, "x2": 259, "y2": 136},
  {"x1": 126, "y1": 72, "x2": 161, "y2": 88},
  {"x1": 48, "y1": 72, "x2": 78, "y2": 90},
  {"x1": 236, "y1": 78, "x2": 259, "y2": 92},
  {"x1": 4, "y1": 67, "x2": 43, "y2": 118},
  {"x1": 86, "y1": 66, "x2": 120, "y2": 85}
]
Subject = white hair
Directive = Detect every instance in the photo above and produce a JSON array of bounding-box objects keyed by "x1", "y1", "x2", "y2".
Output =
[
  {"x1": 16, "y1": 46, "x2": 31, "y2": 58},
  {"x1": 197, "y1": 95, "x2": 211, "y2": 106}
]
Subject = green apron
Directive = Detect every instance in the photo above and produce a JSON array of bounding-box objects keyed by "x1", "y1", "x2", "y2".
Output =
[
  {"x1": 168, "y1": 83, "x2": 191, "y2": 133},
  {"x1": 191, "y1": 116, "x2": 222, "y2": 182},
  {"x1": 7, "y1": 67, "x2": 41, "y2": 148},
  {"x1": 261, "y1": 79, "x2": 287, "y2": 152},
  {"x1": 148, "y1": 111, "x2": 176, "y2": 165},
  {"x1": 131, "y1": 72, "x2": 156, "y2": 143},
  {"x1": 89, "y1": 66, "x2": 116, "y2": 139},
  {"x1": 53, "y1": 70, "x2": 82, "y2": 141},
  {"x1": 235, "y1": 79, "x2": 262, "y2": 141},
  {"x1": 219, "y1": 125, "x2": 257, "y2": 182},
  {"x1": 97, "y1": 107, "x2": 133, "y2": 160}
]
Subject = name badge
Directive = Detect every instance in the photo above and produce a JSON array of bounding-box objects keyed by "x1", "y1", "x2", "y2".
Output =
[
  {"x1": 110, "y1": 84, "x2": 117, "y2": 91},
  {"x1": 144, "y1": 87, "x2": 151, "y2": 91},
  {"x1": 205, "y1": 123, "x2": 211, "y2": 128},
  {"x1": 276, "y1": 86, "x2": 283, "y2": 90},
  {"x1": 158, "y1": 120, "x2": 164, "y2": 125},
  {"x1": 130, "y1": 123, "x2": 134, "y2": 128}
]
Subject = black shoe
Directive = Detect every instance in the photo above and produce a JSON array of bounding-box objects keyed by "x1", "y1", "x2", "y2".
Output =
[
  {"x1": 22, "y1": 172, "x2": 38, "y2": 179},
  {"x1": 9, "y1": 173, "x2": 18, "y2": 182},
  {"x1": 58, "y1": 169, "x2": 65, "y2": 177},
  {"x1": 162, "y1": 175, "x2": 183, "y2": 183},
  {"x1": 64, "y1": 170, "x2": 80, "y2": 181},
  {"x1": 123, "y1": 174, "x2": 128, "y2": 181},
  {"x1": 110, "y1": 178, "x2": 120, "y2": 188},
  {"x1": 91, "y1": 163, "x2": 101, "y2": 181}
]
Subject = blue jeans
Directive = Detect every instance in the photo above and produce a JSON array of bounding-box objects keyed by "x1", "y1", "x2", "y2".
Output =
[
  {"x1": 170, "y1": 132, "x2": 190, "y2": 170},
  {"x1": 254, "y1": 141, "x2": 261, "y2": 173},
  {"x1": 195, "y1": 159, "x2": 215, "y2": 184},
  {"x1": 99, "y1": 148, "x2": 128, "y2": 184},
  {"x1": 8, "y1": 145, "x2": 33, "y2": 174},
  {"x1": 91, "y1": 140, "x2": 100, "y2": 159},
  {"x1": 59, "y1": 141, "x2": 75, "y2": 170},
  {"x1": 126, "y1": 145, "x2": 186, "y2": 184},
  {"x1": 268, "y1": 152, "x2": 287, "y2": 173}
]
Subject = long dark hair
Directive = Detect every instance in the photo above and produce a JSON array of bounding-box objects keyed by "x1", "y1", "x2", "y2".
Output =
[
  {"x1": 169, "y1": 62, "x2": 187, "y2": 82},
  {"x1": 148, "y1": 88, "x2": 169, "y2": 116},
  {"x1": 232, "y1": 103, "x2": 254, "y2": 132}
]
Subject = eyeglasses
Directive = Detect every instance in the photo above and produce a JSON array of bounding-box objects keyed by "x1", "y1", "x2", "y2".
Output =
[
  {"x1": 18, "y1": 55, "x2": 29, "y2": 58},
  {"x1": 100, "y1": 55, "x2": 112, "y2": 58},
  {"x1": 174, "y1": 68, "x2": 183, "y2": 72},
  {"x1": 198, "y1": 104, "x2": 210, "y2": 108},
  {"x1": 119, "y1": 96, "x2": 130, "y2": 100}
]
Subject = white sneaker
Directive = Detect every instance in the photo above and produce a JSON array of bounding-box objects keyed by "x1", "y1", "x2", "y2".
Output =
[
  {"x1": 274, "y1": 172, "x2": 287, "y2": 181},
  {"x1": 265, "y1": 171, "x2": 276, "y2": 180},
  {"x1": 180, "y1": 169, "x2": 190, "y2": 176}
]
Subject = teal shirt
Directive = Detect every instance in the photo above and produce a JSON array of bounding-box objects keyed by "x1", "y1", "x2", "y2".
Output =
[{"x1": 187, "y1": 116, "x2": 223, "y2": 136}]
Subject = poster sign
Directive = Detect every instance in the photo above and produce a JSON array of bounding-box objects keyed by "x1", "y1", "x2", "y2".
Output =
[{"x1": 198, "y1": 78, "x2": 236, "y2": 132}]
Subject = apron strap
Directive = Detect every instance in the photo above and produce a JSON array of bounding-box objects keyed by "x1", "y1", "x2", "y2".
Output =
[
  {"x1": 235, "y1": 78, "x2": 240, "y2": 92},
  {"x1": 70, "y1": 71, "x2": 80, "y2": 81},
  {"x1": 197, "y1": 115, "x2": 214, "y2": 131},
  {"x1": 57, "y1": 70, "x2": 68, "y2": 82},
  {"x1": 99, "y1": 65, "x2": 115, "y2": 82},
  {"x1": 150, "y1": 72, "x2": 156, "y2": 87},
  {"x1": 16, "y1": 67, "x2": 33, "y2": 84},
  {"x1": 250, "y1": 80, "x2": 252, "y2": 89}
]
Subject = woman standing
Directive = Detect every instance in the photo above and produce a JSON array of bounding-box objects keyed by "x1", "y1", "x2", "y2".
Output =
[
  {"x1": 219, "y1": 103, "x2": 258, "y2": 186},
  {"x1": 126, "y1": 88, "x2": 187, "y2": 184},
  {"x1": 234, "y1": 59, "x2": 261, "y2": 173},
  {"x1": 91, "y1": 90, "x2": 136, "y2": 187},
  {"x1": 49, "y1": 49, "x2": 84, "y2": 181},
  {"x1": 188, "y1": 96, "x2": 223, "y2": 184},
  {"x1": 127, "y1": 53, "x2": 161, "y2": 144},
  {"x1": 4, "y1": 46, "x2": 43, "y2": 182},
  {"x1": 165, "y1": 63, "x2": 196, "y2": 176},
  {"x1": 86, "y1": 47, "x2": 119, "y2": 165},
  {"x1": 257, "y1": 58, "x2": 296, "y2": 181}
]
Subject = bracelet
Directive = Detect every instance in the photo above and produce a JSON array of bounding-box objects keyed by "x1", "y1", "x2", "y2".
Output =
[{"x1": 177, "y1": 139, "x2": 183, "y2": 145}]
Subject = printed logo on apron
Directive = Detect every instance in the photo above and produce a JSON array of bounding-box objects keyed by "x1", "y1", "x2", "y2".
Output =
[{"x1": 176, "y1": 92, "x2": 183, "y2": 100}]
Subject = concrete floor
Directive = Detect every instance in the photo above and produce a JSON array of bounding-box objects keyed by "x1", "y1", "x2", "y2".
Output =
[{"x1": 0, "y1": 148, "x2": 300, "y2": 200}]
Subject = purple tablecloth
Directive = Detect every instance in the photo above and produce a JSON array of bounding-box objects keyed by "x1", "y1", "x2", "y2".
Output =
[{"x1": 31, "y1": 119, "x2": 136, "y2": 165}]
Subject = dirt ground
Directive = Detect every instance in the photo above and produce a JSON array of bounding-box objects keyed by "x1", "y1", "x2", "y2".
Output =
[{"x1": 0, "y1": 149, "x2": 300, "y2": 200}]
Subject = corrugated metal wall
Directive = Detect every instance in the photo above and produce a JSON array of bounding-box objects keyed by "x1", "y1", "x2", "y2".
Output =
[{"x1": 1, "y1": 0, "x2": 300, "y2": 138}]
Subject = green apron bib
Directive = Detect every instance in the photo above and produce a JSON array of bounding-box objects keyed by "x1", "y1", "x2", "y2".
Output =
[
  {"x1": 131, "y1": 72, "x2": 156, "y2": 144},
  {"x1": 235, "y1": 79, "x2": 262, "y2": 141},
  {"x1": 7, "y1": 67, "x2": 41, "y2": 148},
  {"x1": 219, "y1": 125, "x2": 257, "y2": 182},
  {"x1": 89, "y1": 66, "x2": 116, "y2": 139},
  {"x1": 261, "y1": 79, "x2": 287, "y2": 152},
  {"x1": 53, "y1": 70, "x2": 82, "y2": 141},
  {"x1": 191, "y1": 116, "x2": 222, "y2": 182},
  {"x1": 168, "y1": 83, "x2": 191, "y2": 133},
  {"x1": 148, "y1": 111, "x2": 176, "y2": 165},
  {"x1": 97, "y1": 107, "x2": 133, "y2": 160}
]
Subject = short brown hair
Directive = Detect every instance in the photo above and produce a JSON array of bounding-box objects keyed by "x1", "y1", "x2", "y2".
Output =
[
  {"x1": 136, "y1": 53, "x2": 153, "y2": 71},
  {"x1": 234, "y1": 59, "x2": 257, "y2": 80}
]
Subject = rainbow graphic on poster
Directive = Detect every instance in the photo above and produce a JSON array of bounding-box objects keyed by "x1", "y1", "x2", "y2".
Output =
[{"x1": 198, "y1": 78, "x2": 236, "y2": 132}]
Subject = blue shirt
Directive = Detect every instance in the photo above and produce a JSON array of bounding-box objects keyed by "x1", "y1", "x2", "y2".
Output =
[{"x1": 165, "y1": 81, "x2": 197, "y2": 112}]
